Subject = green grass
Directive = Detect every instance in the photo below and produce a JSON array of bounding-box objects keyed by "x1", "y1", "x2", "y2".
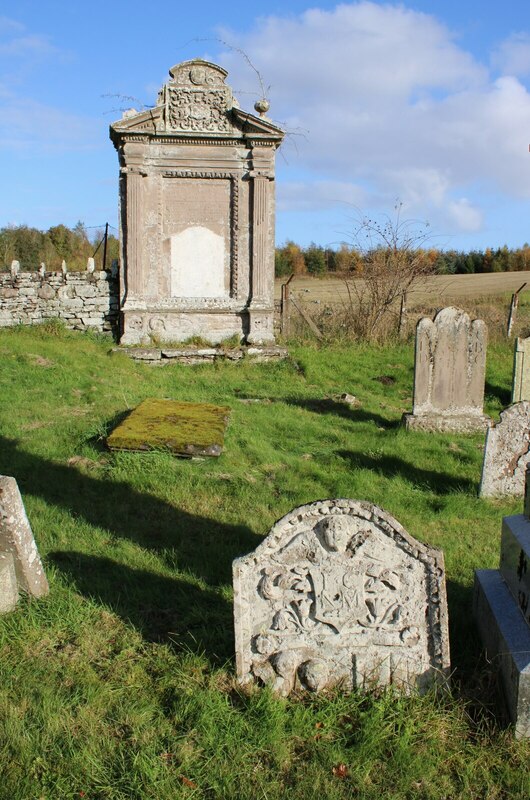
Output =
[{"x1": 0, "y1": 323, "x2": 529, "y2": 799}]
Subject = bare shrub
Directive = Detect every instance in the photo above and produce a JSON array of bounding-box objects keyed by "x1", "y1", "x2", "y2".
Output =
[{"x1": 340, "y1": 203, "x2": 437, "y2": 342}]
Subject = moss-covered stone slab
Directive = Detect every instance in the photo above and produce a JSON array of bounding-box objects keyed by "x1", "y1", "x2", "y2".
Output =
[{"x1": 106, "y1": 399, "x2": 230, "y2": 457}]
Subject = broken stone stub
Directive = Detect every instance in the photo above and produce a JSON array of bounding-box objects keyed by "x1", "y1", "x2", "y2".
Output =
[
  {"x1": 233, "y1": 499, "x2": 450, "y2": 696},
  {"x1": 0, "y1": 476, "x2": 49, "y2": 598},
  {"x1": 0, "y1": 552, "x2": 18, "y2": 613},
  {"x1": 404, "y1": 307, "x2": 490, "y2": 433},
  {"x1": 479, "y1": 402, "x2": 530, "y2": 498}
]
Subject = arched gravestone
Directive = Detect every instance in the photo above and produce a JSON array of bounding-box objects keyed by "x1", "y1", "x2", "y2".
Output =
[
  {"x1": 404, "y1": 307, "x2": 490, "y2": 433},
  {"x1": 233, "y1": 500, "x2": 450, "y2": 695}
]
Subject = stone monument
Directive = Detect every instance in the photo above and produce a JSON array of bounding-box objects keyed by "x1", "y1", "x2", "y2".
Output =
[
  {"x1": 233, "y1": 499, "x2": 450, "y2": 695},
  {"x1": 0, "y1": 475, "x2": 49, "y2": 611},
  {"x1": 512, "y1": 337, "x2": 530, "y2": 403},
  {"x1": 404, "y1": 307, "x2": 490, "y2": 433},
  {"x1": 474, "y1": 465, "x2": 530, "y2": 737},
  {"x1": 110, "y1": 59, "x2": 284, "y2": 346},
  {"x1": 480, "y1": 402, "x2": 530, "y2": 497}
]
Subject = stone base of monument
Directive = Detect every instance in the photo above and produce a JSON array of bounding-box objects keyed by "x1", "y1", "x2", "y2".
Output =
[
  {"x1": 403, "y1": 412, "x2": 491, "y2": 434},
  {"x1": 106, "y1": 398, "x2": 230, "y2": 457},
  {"x1": 473, "y1": 483, "x2": 530, "y2": 737},
  {"x1": 112, "y1": 345, "x2": 288, "y2": 365}
]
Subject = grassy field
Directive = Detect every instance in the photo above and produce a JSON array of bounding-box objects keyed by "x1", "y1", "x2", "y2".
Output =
[
  {"x1": 275, "y1": 269, "x2": 530, "y2": 306},
  {"x1": 0, "y1": 321, "x2": 529, "y2": 799}
]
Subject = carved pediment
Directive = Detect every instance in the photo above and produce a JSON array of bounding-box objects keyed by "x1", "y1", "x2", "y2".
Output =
[{"x1": 110, "y1": 59, "x2": 284, "y2": 144}]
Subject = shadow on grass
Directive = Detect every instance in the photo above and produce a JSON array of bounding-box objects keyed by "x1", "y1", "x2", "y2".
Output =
[
  {"x1": 484, "y1": 380, "x2": 511, "y2": 409},
  {"x1": 338, "y1": 449, "x2": 477, "y2": 494},
  {"x1": 284, "y1": 397, "x2": 401, "y2": 430},
  {"x1": 0, "y1": 436, "x2": 257, "y2": 660},
  {"x1": 445, "y1": 578, "x2": 511, "y2": 727},
  {"x1": 48, "y1": 552, "x2": 234, "y2": 662}
]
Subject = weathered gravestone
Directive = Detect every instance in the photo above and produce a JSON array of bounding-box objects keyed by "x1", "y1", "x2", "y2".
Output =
[
  {"x1": 474, "y1": 464, "x2": 530, "y2": 737},
  {"x1": 110, "y1": 59, "x2": 284, "y2": 347},
  {"x1": 512, "y1": 337, "x2": 530, "y2": 403},
  {"x1": 479, "y1": 402, "x2": 530, "y2": 498},
  {"x1": 404, "y1": 307, "x2": 490, "y2": 433},
  {"x1": 0, "y1": 476, "x2": 49, "y2": 607},
  {"x1": 233, "y1": 499, "x2": 450, "y2": 695}
]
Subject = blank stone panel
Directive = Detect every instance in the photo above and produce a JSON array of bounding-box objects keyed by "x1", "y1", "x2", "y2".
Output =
[{"x1": 164, "y1": 179, "x2": 230, "y2": 299}]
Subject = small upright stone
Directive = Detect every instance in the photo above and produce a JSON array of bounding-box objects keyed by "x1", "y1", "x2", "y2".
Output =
[
  {"x1": 512, "y1": 337, "x2": 530, "y2": 403},
  {"x1": 0, "y1": 476, "x2": 49, "y2": 598},
  {"x1": 61, "y1": 260, "x2": 68, "y2": 275},
  {"x1": 233, "y1": 499, "x2": 450, "y2": 696},
  {"x1": 86, "y1": 257, "x2": 95, "y2": 273},
  {"x1": 10, "y1": 260, "x2": 20, "y2": 277},
  {"x1": 404, "y1": 307, "x2": 490, "y2": 433},
  {"x1": 38, "y1": 263, "x2": 46, "y2": 277},
  {"x1": 479, "y1": 402, "x2": 530, "y2": 497}
]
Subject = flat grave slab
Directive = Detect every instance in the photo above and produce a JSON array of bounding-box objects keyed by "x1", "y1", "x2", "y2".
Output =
[{"x1": 106, "y1": 398, "x2": 230, "y2": 457}]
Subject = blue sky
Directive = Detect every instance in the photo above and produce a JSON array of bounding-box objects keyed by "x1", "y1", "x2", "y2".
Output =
[{"x1": 1, "y1": 0, "x2": 530, "y2": 252}]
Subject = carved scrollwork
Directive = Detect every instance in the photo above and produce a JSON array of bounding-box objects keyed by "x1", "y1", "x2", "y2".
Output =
[{"x1": 167, "y1": 87, "x2": 232, "y2": 133}]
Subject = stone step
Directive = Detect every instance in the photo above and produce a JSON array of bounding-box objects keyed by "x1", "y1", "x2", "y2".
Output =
[{"x1": 474, "y1": 569, "x2": 530, "y2": 737}]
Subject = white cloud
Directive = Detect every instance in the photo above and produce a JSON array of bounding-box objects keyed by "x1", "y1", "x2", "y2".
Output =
[
  {"x1": 0, "y1": 98, "x2": 100, "y2": 153},
  {"x1": 492, "y1": 32, "x2": 530, "y2": 78},
  {"x1": 217, "y1": 2, "x2": 530, "y2": 236},
  {"x1": 277, "y1": 180, "x2": 368, "y2": 212},
  {"x1": 0, "y1": 16, "x2": 59, "y2": 59}
]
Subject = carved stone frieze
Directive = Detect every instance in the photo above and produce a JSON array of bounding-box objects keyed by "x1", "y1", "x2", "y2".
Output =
[
  {"x1": 167, "y1": 88, "x2": 233, "y2": 133},
  {"x1": 233, "y1": 500, "x2": 450, "y2": 696}
]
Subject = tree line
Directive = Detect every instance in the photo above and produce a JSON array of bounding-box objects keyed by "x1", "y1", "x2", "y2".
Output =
[
  {"x1": 0, "y1": 223, "x2": 119, "y2": 271},
  {"x1": 275, "y1": 240, "x2": 530, "y2": 277},
  {"x1": 2, "y1": 223, "x2": 530, "y2": 277}
]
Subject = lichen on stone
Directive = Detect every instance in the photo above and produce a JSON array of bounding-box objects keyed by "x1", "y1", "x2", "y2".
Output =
[{"x1": 106, "y1": 398, "x2": 230, "y2": 457}]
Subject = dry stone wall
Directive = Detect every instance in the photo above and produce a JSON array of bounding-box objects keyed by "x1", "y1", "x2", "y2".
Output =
[{"x1": 0, "y1": 270, "x2": 119, "y2": 334}]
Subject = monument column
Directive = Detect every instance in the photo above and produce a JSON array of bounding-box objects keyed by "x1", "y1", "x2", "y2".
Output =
[
  {"x1": 123, "y1": 167, "x2": 145, "y2": 299},
  {"x1": 247, "y1": 164, "x2": 275, "y2": 344},
  {"x1": 251, "y1": 174, "x2": 270, "y2": 302}
]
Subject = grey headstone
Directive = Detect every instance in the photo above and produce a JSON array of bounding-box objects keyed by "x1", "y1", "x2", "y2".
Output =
[
  {"x1": 233, "y1": 499, "x2": 450, "y2": 696},
  {"x1": 0, "y1": 552, "x2": 18, "y2": 613},
  {"x1": 404, "y1": 307, "x2": 490, "y2": 432},
  {"x1": 0, "y1": 476, "x2": 49, "y2": 597},
  {"x1": 479, "y1": 402, "x2": 530, "y2": 498},
  {"x1": 38, "y1": 263, "x2": 46, "y2": 277},
  {"x1": 10, "y1": 260, "x2": 20, "y2": 277},
  {"x1": 86, "y1": 258, "x2": 95, "y2": 273},
  {"x1": 500, "y1": 514, "x2": 530, "y2": 624}
]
